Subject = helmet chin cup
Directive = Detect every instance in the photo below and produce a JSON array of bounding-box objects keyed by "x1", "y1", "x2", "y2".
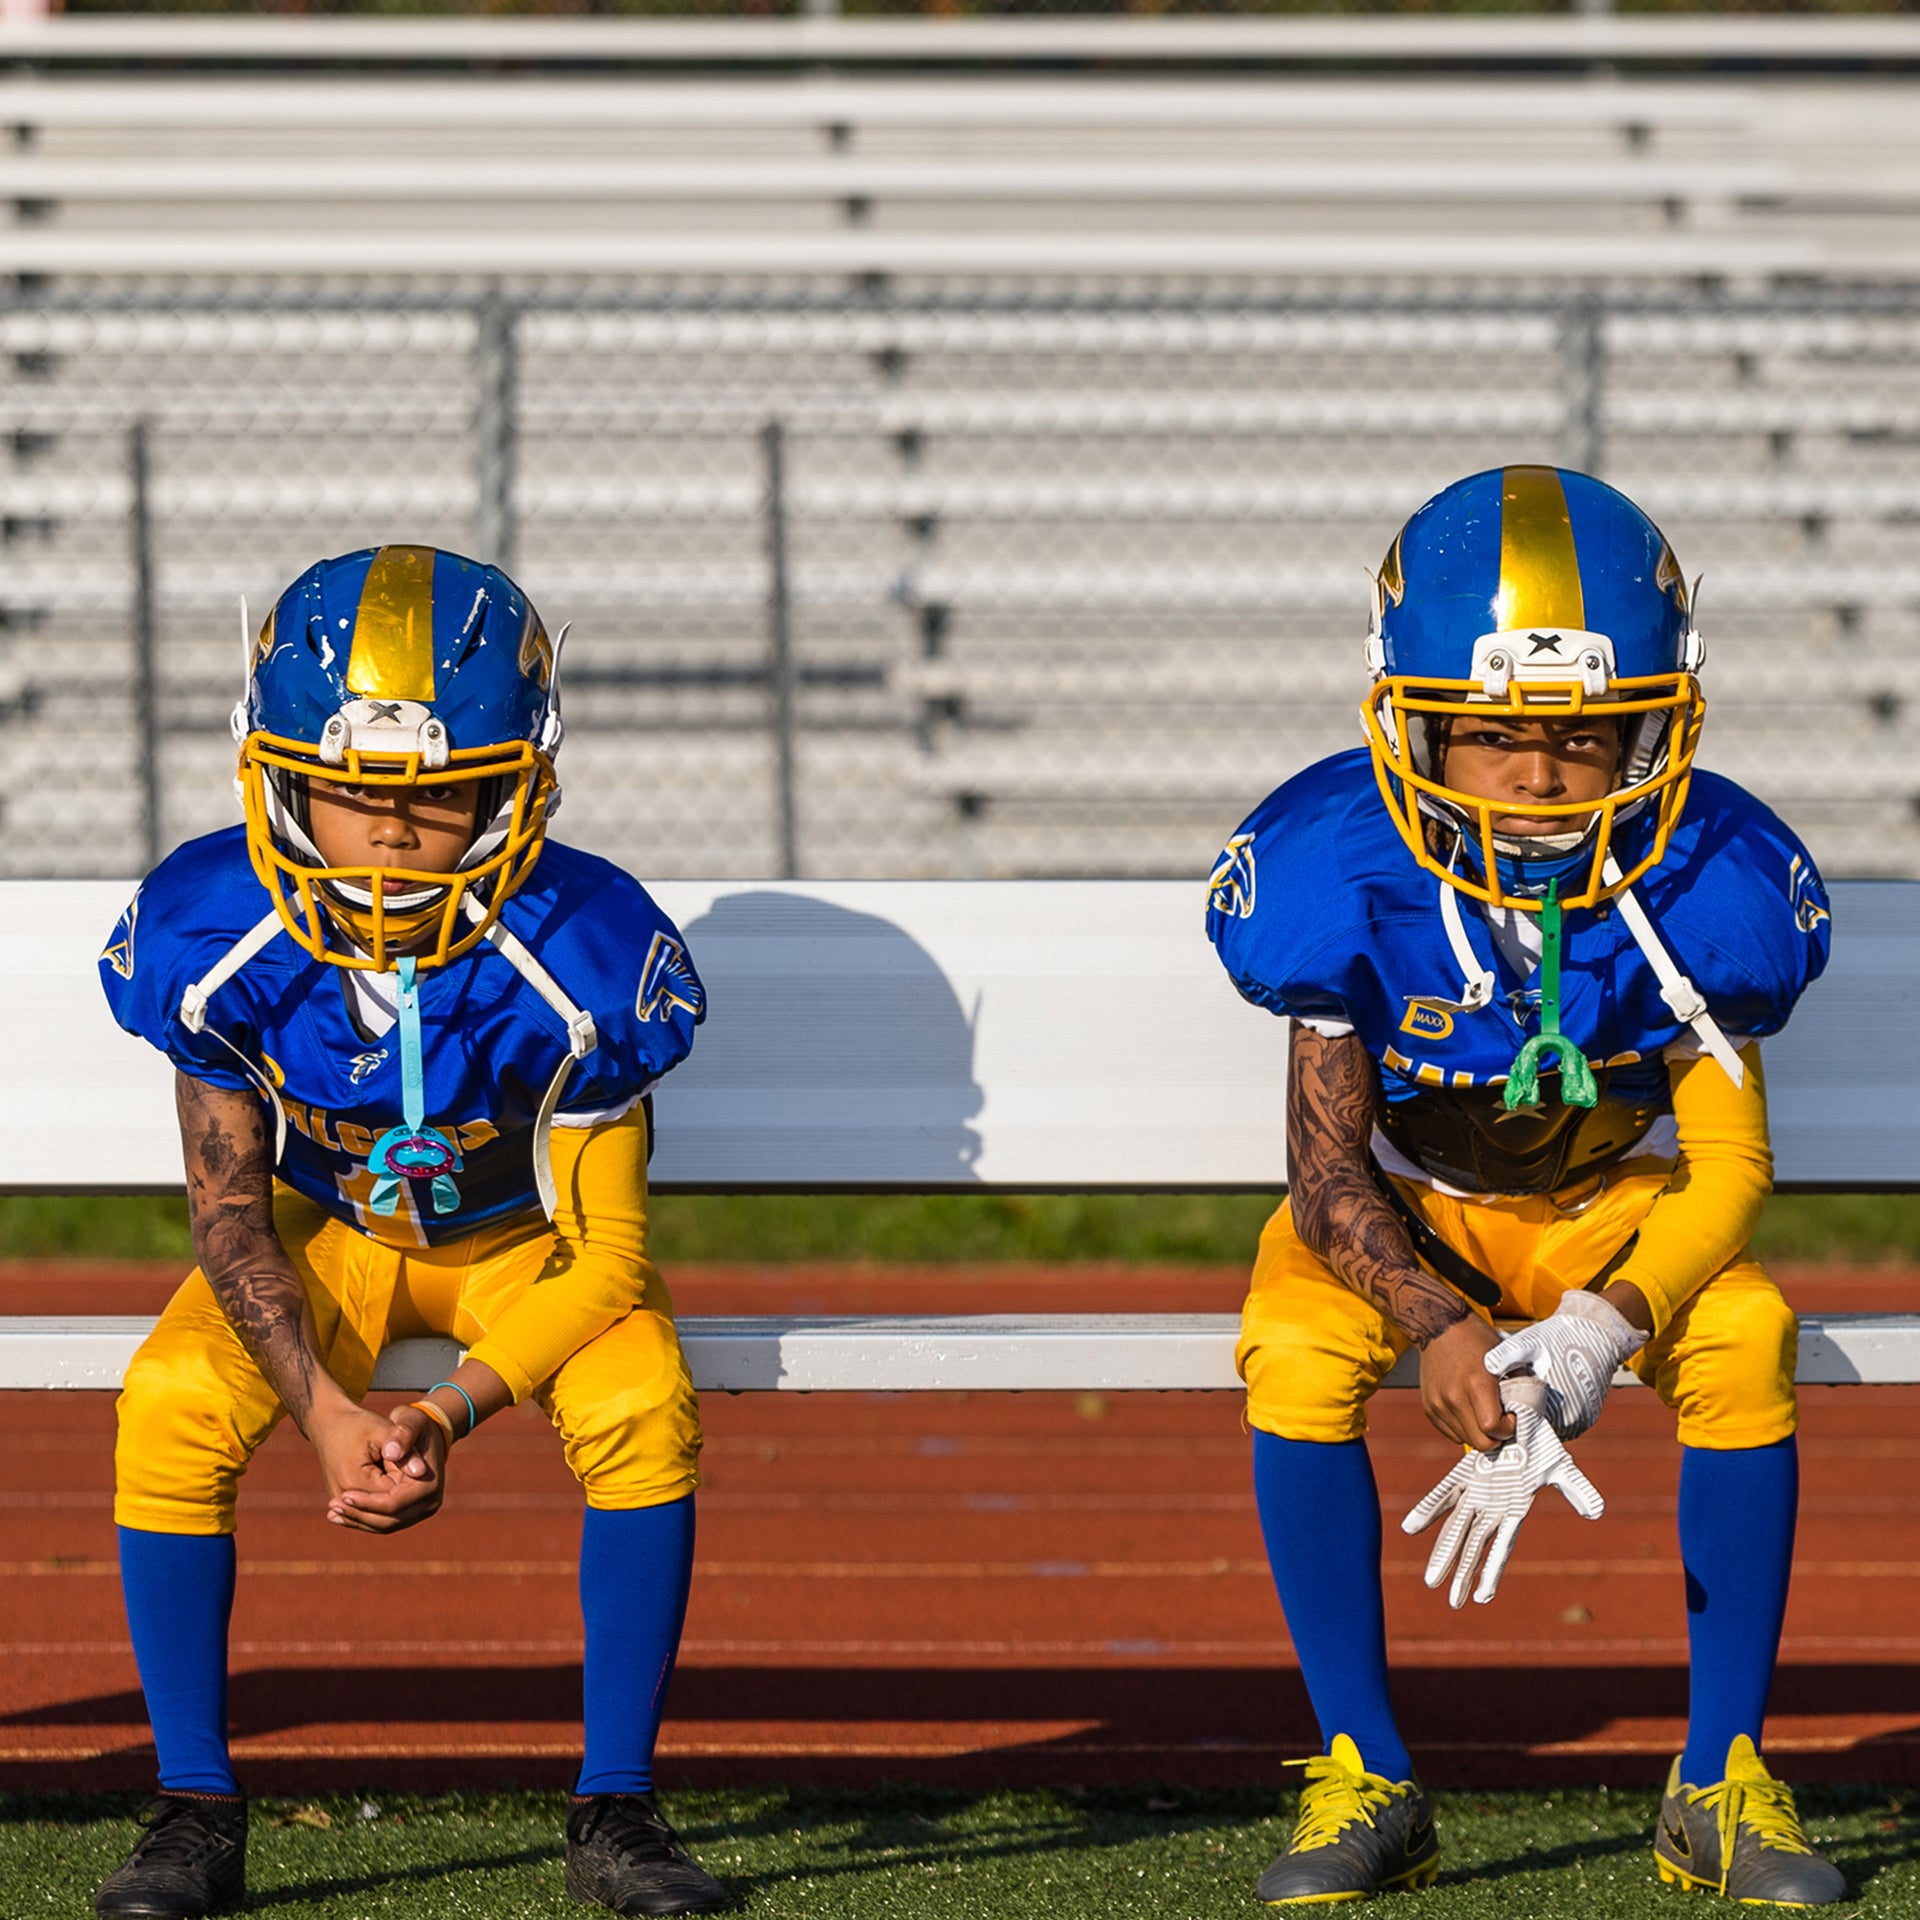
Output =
[{"x1": 316, "y1": 872, "x2": 455, "y2": 956}]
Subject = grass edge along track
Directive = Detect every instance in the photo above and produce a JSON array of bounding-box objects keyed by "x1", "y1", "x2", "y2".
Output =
[{"x1": 5, "y1": 1785, "x2": 1920, "y2": 1917}]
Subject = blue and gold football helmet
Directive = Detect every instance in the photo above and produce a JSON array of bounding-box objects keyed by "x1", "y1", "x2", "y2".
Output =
[
  {"x1": 235, "y1": 544, "x2": 563, "y2": 971},
  {"x1": 1360, "y1": 465, "x2": 1705, "y2": 913}
]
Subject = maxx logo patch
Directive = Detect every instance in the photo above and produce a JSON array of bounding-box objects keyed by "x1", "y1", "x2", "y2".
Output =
[{"x1": 1399, "y1": 997, "x2": 1460, "y2": 1040}]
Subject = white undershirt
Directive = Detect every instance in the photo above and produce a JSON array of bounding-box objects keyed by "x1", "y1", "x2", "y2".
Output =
[
  {"x1": 344, "y1": 966, "x2": 399, "y2": 1039},
  {"x1": 1481, "y1": 900, "x2": 1545, "y2": 978}
]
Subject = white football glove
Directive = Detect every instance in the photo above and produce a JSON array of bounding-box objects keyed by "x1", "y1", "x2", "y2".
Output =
[
  {"x1": 1401, "y1": 1375, "x2": 1605, "y2": 1609},
  {"x1": 1483, "y1": 1288, "x2": 1648, "y2": 1440}
]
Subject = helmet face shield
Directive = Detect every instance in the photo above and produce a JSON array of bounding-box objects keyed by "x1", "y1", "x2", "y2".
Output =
[
  {"x1": 1362, "y1": 668, "x2": 1705, "y2": 912},
  {"x1": 1361, "y1": 466, "x2": 1706, "y2": 913},
  {"x1": 236, "y1": 545, "x2": 562, "y2": 971},
  {"x1": 238, "y1": 731, "x2": 555, "y2": 972}
]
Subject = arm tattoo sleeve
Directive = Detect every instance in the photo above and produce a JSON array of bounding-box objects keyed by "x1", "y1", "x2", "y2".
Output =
[
  {"x1": 1286, "y1": 1023, "x2": 1471, "y2": 1347},
  {"x1": 175, "y1": 1071, "x2": 323, "y2": 1427}
]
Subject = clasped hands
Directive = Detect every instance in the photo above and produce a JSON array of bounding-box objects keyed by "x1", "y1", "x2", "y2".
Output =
[
  {"x1": 313, "y1": 1397, "x2": 451, "y2": 1535},
  {"x1": 1405, "y1": 1290, "x2": 1648, "y2": 1608}
]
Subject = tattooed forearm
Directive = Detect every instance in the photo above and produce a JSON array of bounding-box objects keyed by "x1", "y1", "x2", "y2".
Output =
[
  {"x1": 175, "y1": 1071, "x2": 324, "y2": 1429},
  {"x1": 1286, "y1": 1023, "x2": 1470, "y2": 1347}
]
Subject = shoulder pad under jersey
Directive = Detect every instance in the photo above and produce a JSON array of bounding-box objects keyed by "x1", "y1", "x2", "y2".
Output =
[
  {"x1": 1206, "y1": 749, "x2": 1415, "y2": 1029},
  {"x1": 97, "y1": 826, "x2": 295, "y2": 1090},
  {"x1": 1631, "y1": 770, "x2": 1831, "y2": 1038},
  {"x1": 497, "y1": 842, "x2": 706, "y2": 1108}
]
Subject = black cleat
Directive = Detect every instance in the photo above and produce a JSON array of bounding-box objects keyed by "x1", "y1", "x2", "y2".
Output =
[
  {"x1": 566, "y1": 1792, "x2": 731, "y2": 1916},
  {"x1": 95, "y1": 1793, "x2": 247, "y2": 1919},
  {"x1": 1257, "y1": 1734, "x2": 1440, "y2": 1904},
  {"x1": 1653, "y1": 1737, "x2": 1846, "y2": 1906}
]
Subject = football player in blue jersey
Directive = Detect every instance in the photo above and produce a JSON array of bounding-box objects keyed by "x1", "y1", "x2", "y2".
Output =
[
  {"x1": 1207, "y1": 468, "x2": 1843, "y2": 1906},
  {"x1": 93, "y1": 546, "x2": 728, "y2": 1919}
]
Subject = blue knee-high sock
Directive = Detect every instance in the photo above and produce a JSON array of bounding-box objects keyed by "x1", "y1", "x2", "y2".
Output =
[
  {"x1": 1678, "y1": 1438, "x2": 1798, "y2": 1784},
  {"x1": 117, "y1": 1527, "x2": 238, "y2": 1795},
  {"x1": 576, "y1": 1496, "x2": 697, "y2": 1797},
  {"x1": 1252, "y1": 1431, "x2": 1411, "y2": 1781}
]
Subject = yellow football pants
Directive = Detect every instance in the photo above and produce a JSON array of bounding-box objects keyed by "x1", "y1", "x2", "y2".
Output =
[
  {"x1": 1238, "y1": 1169, "x2": 1798, "y2": 1451},
  {"x1": 115, "y1": 1187, "x2": 703, "y2": 1535}
]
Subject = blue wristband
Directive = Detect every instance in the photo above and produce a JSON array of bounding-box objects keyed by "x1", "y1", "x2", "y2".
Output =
[{"x1": 430, "y1": 1380, "x2": 478, "y2": 1438}]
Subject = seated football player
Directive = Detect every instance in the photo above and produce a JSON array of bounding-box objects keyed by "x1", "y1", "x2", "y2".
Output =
[
  {"x1": 94, "y1": 547, "x2": 727, "y2": 1920},
  {"x1": 1207, "y1": 468, "x2": 1843, "y2": 1907}
]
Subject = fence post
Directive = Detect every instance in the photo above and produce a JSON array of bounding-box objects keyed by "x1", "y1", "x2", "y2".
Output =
[
  {"x1": 1558, "y1": 293, "x2": 1605, "y2": 477},
  {"x1": 128, "y1": 418, "x2": 162, "y2": 872},
  {"x1": 475, "y1": 288, "x2": 517, "y2": 570},
  {"x1": 762, "y1": 418, "x2": 800, "y2": 882}
]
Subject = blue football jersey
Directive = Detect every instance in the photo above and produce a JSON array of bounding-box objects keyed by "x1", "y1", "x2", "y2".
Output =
[
  {"x1": 100, "y1": 827, "x2": 706, "y2": 1246},
  {"x1": 1207, "y1": 750, "x2": 1831, "y2": 1108}
]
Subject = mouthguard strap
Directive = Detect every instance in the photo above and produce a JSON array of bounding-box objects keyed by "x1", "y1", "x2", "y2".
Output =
[
  {"x1": 1504, "y1": 878, "x2": 1600, "y2": 1113},
  {"x1": 368, "y1": 956, "x2": 462, "y2": 1219}
]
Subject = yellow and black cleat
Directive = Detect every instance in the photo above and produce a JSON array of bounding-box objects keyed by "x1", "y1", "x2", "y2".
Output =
[
  {"x1": 1257, "y1": 1734, "x2": 1440, "y2": 1905},
  {"x1": 1653, "y1": 1737, "x2": 1845, "y2": 1907}
]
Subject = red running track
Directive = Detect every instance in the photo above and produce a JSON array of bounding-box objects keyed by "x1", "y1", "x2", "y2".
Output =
[{"x1": 3, "y1": 1259, "x2": 1919, "y2": 1793}]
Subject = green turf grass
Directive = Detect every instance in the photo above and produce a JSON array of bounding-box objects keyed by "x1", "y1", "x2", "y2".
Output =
[
  {"x1": 7, "y1": 1189, "x2": 1920, "y2": 1268},
  {"x1": 2, "y1": 1785, "x2": 1915, "y2": 1916}
]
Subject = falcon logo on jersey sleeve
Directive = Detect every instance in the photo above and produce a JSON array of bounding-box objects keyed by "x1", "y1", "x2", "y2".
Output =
[
  {"x1": 1208, "y1": 834, "x2": 1257, "y2": 920},
  {"x1": 100, "y1": 895, "x2": 139, "y2": 981},
  {"x1": 637, "y1": 932, "x2": 704, "y2": 1023},
  {"x1": 1789, "y1": 855, "x2": 1830, "y2": 935}
]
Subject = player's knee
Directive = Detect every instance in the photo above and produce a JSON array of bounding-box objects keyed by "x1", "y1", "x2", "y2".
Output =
[
  {"x1": 1663, "y1": 1279, "x2": 1799, "y2": 1446},
  {"x1": 1725, "y1": 1284, "x2": 1798, "y2": 1371},
  {"x1": 114, "y1": 1348, "x2": 250, "y2": 1532},
  {"x1": 548, "y1": 1317, "x2": 703, "y2": 1503},
  {"x1": 564, "y1": 1385, "x2": 703, "y2": 1504},
  {"x1": 1240, "y1": 1323, "x2": 1381, "y2": 1444}
]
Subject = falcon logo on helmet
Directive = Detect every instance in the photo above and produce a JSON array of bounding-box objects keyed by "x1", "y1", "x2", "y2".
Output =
[
  {"x1": 234, "y1": 544, "x2": 566, "y2": 972},
  {"x1": 1360, "y1": 465, "x2": 1706, "y2": 914}
]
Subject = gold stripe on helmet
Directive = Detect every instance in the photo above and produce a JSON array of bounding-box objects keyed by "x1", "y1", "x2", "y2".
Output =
[
  {"x1": 1494, "y1": 466, "x2": 1585, "y2": 634},
  {"x1": 345, "y1": 544, "x2": 438, "y2": 702}
]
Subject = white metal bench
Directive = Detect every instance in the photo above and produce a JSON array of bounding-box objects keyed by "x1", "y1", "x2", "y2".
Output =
[
  {"x1": 0, "y1": 14, "x2": 1905, "y2": 72},
  {"x1": 2, "y1": 877, "x2": 1916, "y2": 1394}
]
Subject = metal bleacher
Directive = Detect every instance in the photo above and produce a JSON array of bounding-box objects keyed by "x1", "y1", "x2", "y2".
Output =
[{"x1": 1, "y1": 20, "x2": 1919, "y2": 888}]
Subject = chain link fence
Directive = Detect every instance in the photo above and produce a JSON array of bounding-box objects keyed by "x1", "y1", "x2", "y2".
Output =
[{"x1": 4, "y1": 276, "x2": 1919, "y2": 886}]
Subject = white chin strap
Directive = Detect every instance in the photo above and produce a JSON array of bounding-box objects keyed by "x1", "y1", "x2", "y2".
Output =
[
  {"x1": 176, "y1": 907, "x2": 292, "y2": 1168},
  {"x1": 1601, "y1": 855, "x2": 1744, "y2": 1088},
  {"x1": 461, "y1": 893, "x2": 598, "y2": 1222},
  {"x1": 1437, "y1": 878, "x2": 1497, "y2": 1014}
]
